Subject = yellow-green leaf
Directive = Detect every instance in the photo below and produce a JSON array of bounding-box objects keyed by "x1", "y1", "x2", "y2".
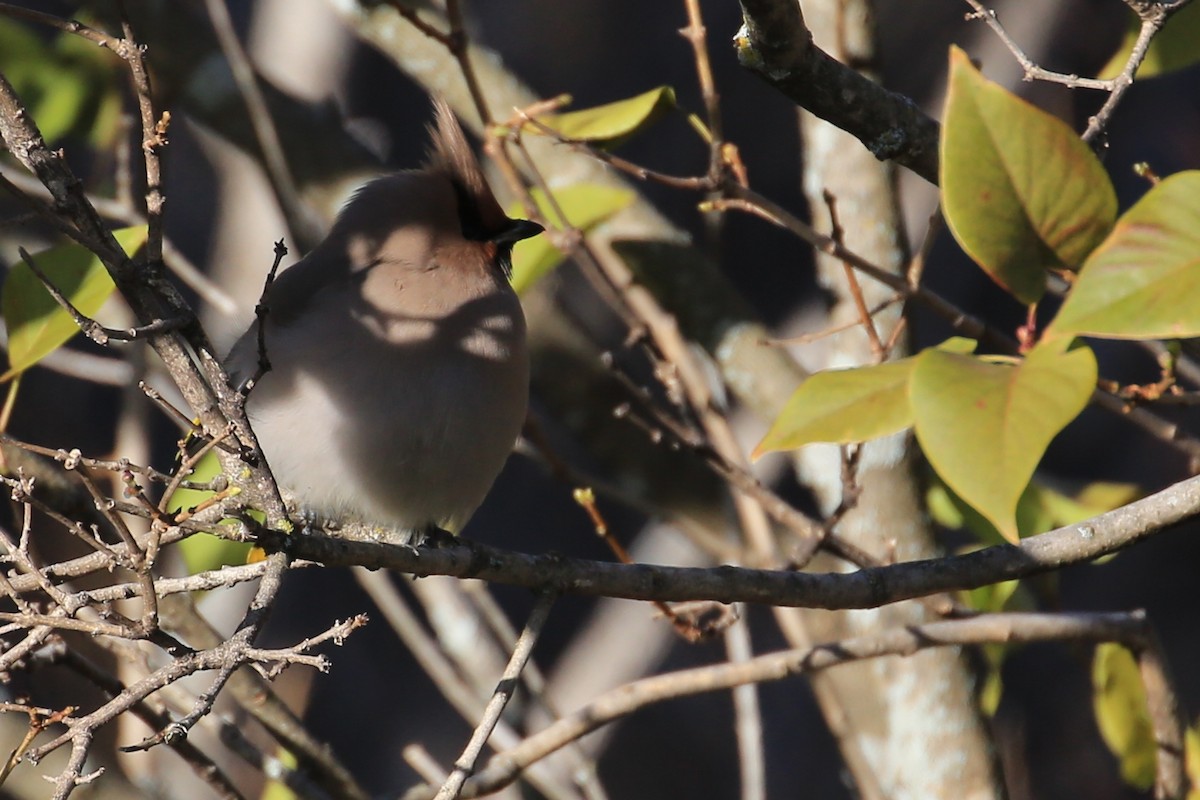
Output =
[
  {"x1": 1186, "y1": 724, "x2": 1200, "y2": 800},
  {"x1": 532, "y1": 87, "x2": 676, "y2": 148},
  {"x1": 1049, "y1": 171, "x2": 1200, "y2": 340},
  {"x1": 911, "y1": 340, "x2": 1097, "y2": 542},
  {"x1": 931, "y1": 478, "x2": 1045, "y2": 546},
  {"x1": 509, "y1": 184, "x2": 634, "y2": 293},
  {"x1": 941, "y1": 46, "x2": 1117, "y2": 304},
  {"x1": 2, "y1": 226, "x2": 147, "y2": 380},
  {"x1": 752, "y1": 338, "x2": 978, "y2": 458},
  {"x1": 753, "y1": 359, "x2": 915, "y2": 458},
  {"x1": 0, "y1": 17, "x2": 122, "y2": 146},
  {"x1": 958, "y1": 565, "x2": 1030, "y2": 717},
  {"x1": 963, "y1": 575, "x2": 1021, "y2": 615},
  {"x1": 1099, "y1": 2, "x2": 1200, "y2": 80},
  {"x1": 1093, "y1": 643, "x2": 1156, "y2": 791}
]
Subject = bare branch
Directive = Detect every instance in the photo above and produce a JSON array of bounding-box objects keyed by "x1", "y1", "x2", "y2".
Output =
[
  {"x1": 962, "y1": 1, "x2": 1114, "y2": 90},
  {"x1": 706, "y1": 186, "x2": 1200, "y2": 462},
  {"x1": 0, "y1": 164, "x2": 237, "y2": 315},
  {"x1": 435, "y1": 592, "x2": 556, "y2": 800},
  {"x1": 262, "y1": 468, "x2": 1200, "y2": 609},
  {"x1": 353, "y1": 569, "x2": 582, "y2": 800},
  {"x1": 962, "y1": 0, "x2": 1194, "y2": 143},
  {"x1": 201, "y1": 0, "x2": 323, "y2": 250},
  {"x1": 725, "y1": 608, "x2": 765, "y2": 800},
  {"x1": 449, "y1": 612, "x2": 1182, "y2": 800},
  {"x1": 735, "y1": 0, "x2": 940, "y2": 183}
]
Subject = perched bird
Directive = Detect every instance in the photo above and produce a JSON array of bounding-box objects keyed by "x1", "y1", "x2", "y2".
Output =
[{"x1": 226, "y1": 99, "x2": 541, "y2": 537}]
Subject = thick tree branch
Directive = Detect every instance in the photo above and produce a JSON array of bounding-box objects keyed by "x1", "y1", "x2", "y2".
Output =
[
  {"x1": 735, "y1": 0, "x2": 940, "y2": 184},
  {"x1": 256, "y1": 469, "x2": 1200, "y2": 609}
]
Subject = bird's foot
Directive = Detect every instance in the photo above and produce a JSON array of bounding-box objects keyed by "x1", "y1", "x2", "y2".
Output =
[{"x1": 414, "y1": 525, "x2": 456, "y2": 550}]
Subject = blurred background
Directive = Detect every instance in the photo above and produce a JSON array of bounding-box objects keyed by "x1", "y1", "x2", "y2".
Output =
[{"x1": 1, "y1": 1, "x2": 1199, "y2": 798}]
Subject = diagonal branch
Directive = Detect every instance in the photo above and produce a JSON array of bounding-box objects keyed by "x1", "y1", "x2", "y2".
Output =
[
  {"x1": 408, "y1": 611, "x2": 1182, "y2": 800},
  {"x1": 735, "y1": 0, "x2": 940, "y2": 183}
]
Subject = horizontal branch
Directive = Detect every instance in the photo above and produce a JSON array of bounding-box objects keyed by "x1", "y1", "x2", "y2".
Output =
[
  {"x1": 261, "y1": 470, "x2": 1200, "y2": 609},
  {"x1": 400, "y1": 611, "x2": 1182, "y2": 800}
]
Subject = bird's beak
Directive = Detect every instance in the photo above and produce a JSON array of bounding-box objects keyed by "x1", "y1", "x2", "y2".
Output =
[{"x1": 493, "y1": 218, "x2": 544, "y2": 245}]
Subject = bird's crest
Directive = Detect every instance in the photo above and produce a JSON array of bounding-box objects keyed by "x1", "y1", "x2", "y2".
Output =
[{"x1": 424, "y1": 98, "x2": 508, "y2": 239}]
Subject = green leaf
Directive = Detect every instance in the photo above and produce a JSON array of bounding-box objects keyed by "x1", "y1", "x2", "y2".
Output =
[
  {"x1": 963, "y1": 574, "x2": 1021, "y2": 615},
  {"x1": 52, "y1": 24, "x2": 124, "y2": 148},
  {"x1": 911, "y1": 339, "x2": 1097, "y2": 542},
  {"x1": 178, "y1": 532, "x2": 252, "y2": 576},
  {"x1": 164, "y1": 450, "x2": 221, "y2": 518},
  {"x1": 2, "y1": 226, "x2": 148, "y2": 380},
  {"x1": 1093, "y1": 643, "x2": 1157, "y2": 791},
  {"x1": 1049, "y1": 171, "x2": 1200, "y2": 340},
  {"x1": 953, "y1": 539, "x2": 1038, "y2": 718},
  {"x1": 929, "y1": 472, "x2": 1139, "y2": 545},
  {"x1": 0, "y1": 18, "x2": 122, "y2": 146},
  {"x1": 753, "y1": 359, "x2": 914, "y2": 458},
  {"x1": 1099, "y1": 2, "x2": 1200, "y2": 80},
  {"x1": 509, "y1": 184, "x2": 634, "y2": 293},
  {"x1": 941, "y1": 46, "x2": 1117, "y2": 304},
  {"x1": 166, "y1": 452, "x2": 252, "y2": 575},
  {"x1": 532, "y1": 87, "x2": 676, "y2": 148},
  {"x1": 1038, "y1": 481, "x2": 1141, "y2": 527}
]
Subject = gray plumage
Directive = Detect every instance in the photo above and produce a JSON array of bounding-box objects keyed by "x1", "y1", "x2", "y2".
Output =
[{"x1": 226, "y1": 100, "x2": 540, "y2": 534}]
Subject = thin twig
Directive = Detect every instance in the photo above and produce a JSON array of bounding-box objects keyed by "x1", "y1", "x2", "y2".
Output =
[
  {"x1": 724, "y1": 608, "x2": 766, "y2": 800},
  {"x1": 244, "y1": 239, "x2": 289, "y2": 394},
  {"x1": 455, "y1": 612, "x2": 1183, "y2": 799},
  {"x1": 962, "y1": 0, "x2": 1191, "y2": 143},
  {"x1": 435, "y1": 591, "x2": 557, "y2": 800},
  {"x1": 118, "y1": 14, "x2": 166, "y2": 271},
  {"x1": 574, "y1": 487, "x2": 724, "y2": 640},
  {"x1": 458, "y1": 582, "x2": 610, "y2": 800},
  {"x1": 17, "y1": 247, "x2": 186, "y2": 345},
  {"x1": 445, "y1": 0, "x2": 491, "y2": 124},
  {"x1": 21, "y1": 557, "x2": 335, "y2": 765},
  {"x1": 962, "y1": 1, "x2": 1114, "y2": 90},
  {"x1": 0, "y1": 3, "x2": 124, "y2": 49},
  {"x1": 707, "y1": 186, "x2": 1200, "y2": 462},
  {"x1": 823, "y1": 191, "x2": 883, "y2": 357},
  {"x1": 680, "y1": 0, "x2": 728, "y2": 249},
  {"x1": 56, "y1": 649, "x2": 246, "y2": 800},
  {"x1": 511, "y1": 112, "x2": 712, "y2": 191},
  {"x1": 1082, "y1": 0, "x2": 1188, "y2": 142},
  {"x1": 764, "y1": 296, "x2": 903, "y2": 347},
  {"x1": 0, "y1": 165, "x2": 236, "y2": 314},
  {"x1": 202, "y1": 0, "x2": 323, "y2": 250},
  {"x1": 353, "y1": 569, "x2": 582, "y2": 800},
  {"x1": 158, "y1": 425, "x2": 235, "y2": 515}
]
